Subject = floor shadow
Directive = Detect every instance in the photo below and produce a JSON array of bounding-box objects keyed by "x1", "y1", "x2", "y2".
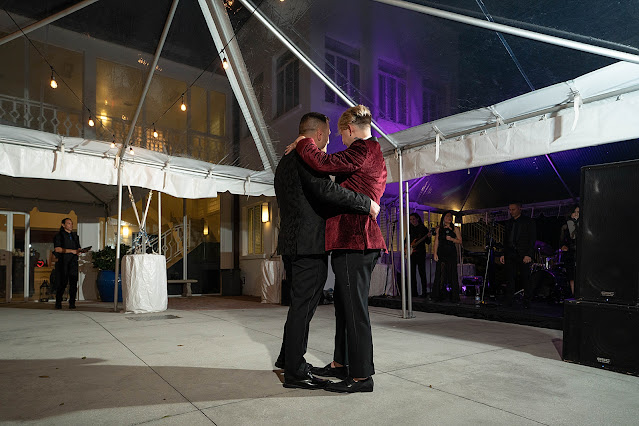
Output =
[{"x1": 0, "y1": 358, "x2": 332, "y2": 422}]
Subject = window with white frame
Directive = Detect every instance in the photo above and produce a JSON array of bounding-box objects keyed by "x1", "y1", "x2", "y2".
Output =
[
  {"x1": 378, "y1": 59, "x2": 408, "y2": 125},
  {"x1": 324, "y1": 37, "x2": 360, "y2": 106},
  {"x1": 246, "y1": 205, "x2": 264, "y2": 255},
  {"x1": 275, "y1": 51, "x2": 299, "y2": 117}
]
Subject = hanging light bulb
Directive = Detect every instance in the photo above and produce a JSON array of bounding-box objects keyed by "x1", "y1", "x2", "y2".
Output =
[
  {"x1": 129, "y1": 145, "x2": 134, "y2": 155},
  {"x1": 180, "y1": 95, "x2": 187, "y2": 112},
  {"x1": 88, "y1": 116, "x2": 95, "y2": 127},
  {"x1": 50, "y1": 71, "x2": 57, "y2": 89},
  {"x1": 222, "y1": 57, "x2": 229, "y2": 70},
  {"x1": 153, "y1": 124, "x2": 158, "y2": 138},
  {"x1": 110, "y1": 140, "x2": 116, "y2": 148}
]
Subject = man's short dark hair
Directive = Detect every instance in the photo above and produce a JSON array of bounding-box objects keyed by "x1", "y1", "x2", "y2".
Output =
[
  {"x1": 299, "y1": 112, "x2": 329, "y2": 135},
  {"x1": 509, "y1": 202, "x2": 522, "y2": 207},
  {"x1": 61, "y1": 217, "x2": 72, "y2": 225}
]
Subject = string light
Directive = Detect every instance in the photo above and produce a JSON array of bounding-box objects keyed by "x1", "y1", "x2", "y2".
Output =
[
  {"x1": 129, "y1": 145, "x2": 135, "y2": 155},
  {"x1": 222, "y1": 57, "x2": 229, "y2": 70},
  {"x1": 111, "y1": 134, "x2": 116, "y2": 148},
  {"x1": 88, "y1": 116, "x2": 95, "y2": 127},
  {"x1": 180, "y1": 95, "x2": 187, "y2": 111},
  {"x1": 49, "y1": 69, "x2": 57, "y2": 89},
  {"x1": 152, "y1": 124, "x2": 158, "y2": 138}
]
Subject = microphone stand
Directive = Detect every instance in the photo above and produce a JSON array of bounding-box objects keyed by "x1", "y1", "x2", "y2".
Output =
[{"x1": 481, "y1": 219, "x2": 496, "y2": 304}]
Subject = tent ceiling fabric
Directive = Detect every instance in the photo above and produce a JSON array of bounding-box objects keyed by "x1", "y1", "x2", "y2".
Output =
[
  {"x1": 382, "y1": 138, "x2": 639, "y2": 212},
  {"x1": 0, "y1": 124, "x2": 274, "y2": 199},
  {"x1": 384, "y1": 61, "x2": 639, "y2": 182}
]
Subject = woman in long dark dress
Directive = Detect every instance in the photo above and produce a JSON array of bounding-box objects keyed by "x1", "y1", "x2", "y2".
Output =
[{"x1": 432, "y1": 211, "x2": 462, "y2": 302}]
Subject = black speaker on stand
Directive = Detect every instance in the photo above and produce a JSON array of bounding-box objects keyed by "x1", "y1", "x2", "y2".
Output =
[
  {"x1": 564, "y1": 159, "x2": 639, "y2": 376},
  {"x1": 576, "y1": 159, "x2": 639, "y2": 304}
]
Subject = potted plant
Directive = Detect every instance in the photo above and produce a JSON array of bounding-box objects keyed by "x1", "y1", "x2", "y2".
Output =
[{"x1": 91, "y1": 245, "x2": 129, "y2": 302}]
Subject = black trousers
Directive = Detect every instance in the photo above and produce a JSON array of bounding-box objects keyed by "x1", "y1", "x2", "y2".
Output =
[
  {"x1": 56, "y1": 260, "x2": 78, "y2": 305},
  {"x1": 410, "y1": 252, "x2": 427, "y2": 296},
  {"x1": 505, "y1": 255, "x2": 531, "y2": 303},
  {"x1": 277, "y1": 254, "x2": 328, "y2": 378},
  {"x1": 432, "y1": 258, "x2": 459, "y2": 302},
  {"x1": 332, "y1": 249, "x2": 379, "y2": 378}
]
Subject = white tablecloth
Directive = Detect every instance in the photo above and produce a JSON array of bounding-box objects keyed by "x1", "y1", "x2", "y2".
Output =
[
  {"x1": 260, "y1": 259, "x2": 283, "y2": 304},
  {"x1": 122, "y1": 254, "x2": 167, "y2": 314}
]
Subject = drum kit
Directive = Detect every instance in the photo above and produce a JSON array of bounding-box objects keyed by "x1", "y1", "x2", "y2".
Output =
[{"x1": 531, "y1": 241, "x2": 571, "y2": 303}]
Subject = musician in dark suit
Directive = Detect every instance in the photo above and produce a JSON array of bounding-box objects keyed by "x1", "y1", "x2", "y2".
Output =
[
  {"x1": 408, "y1": 213, "x2": 431, "y2": 298},
  {"x1": 275, "y1": 112, "x2": 379, "y2": 390},
  {"x1": 499, "y1": 203, "x2": 537, "y2": 308}
]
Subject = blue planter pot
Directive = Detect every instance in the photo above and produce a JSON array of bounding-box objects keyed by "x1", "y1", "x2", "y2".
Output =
[{"x1": 97, "y1": 270, "x2": 122, "y2": 302}]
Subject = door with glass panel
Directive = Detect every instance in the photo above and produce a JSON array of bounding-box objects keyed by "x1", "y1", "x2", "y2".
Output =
[{"x1": 0, "y1": 212, "x2": 31, "y2": 303}]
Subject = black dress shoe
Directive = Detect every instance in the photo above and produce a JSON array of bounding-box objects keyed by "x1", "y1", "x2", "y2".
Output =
[
  {"x1": 54, "y1": 304, "x2": 62, "y2": 310},
  {"x1": 274, "y1": 360, "x2": 284, "y2": 369},
  {"x1": 283, "y1": 371, "x2": 330, "y2": 390},
  {"x1": 326, "y1": 377, "x2": 374, "y2": 393},
  {"x1": 69, "y1": 304, "x2": 76, "y2": 309},
  {"x1": 310, "y1": 363, "x2": 348, "y2": 380}
]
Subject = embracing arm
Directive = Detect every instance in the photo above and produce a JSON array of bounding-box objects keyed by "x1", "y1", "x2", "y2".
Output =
[
  {"x1": 297, "y1": 160, "x2": 373, "y2": 217},
  {"x1": 296, "y1": 138, "x2": 368, "y2": 175}
]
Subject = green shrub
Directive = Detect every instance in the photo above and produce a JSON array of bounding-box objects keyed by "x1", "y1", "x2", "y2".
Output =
[{"x1": 91, "y1": 245, "x2": 130, "y2": 271}]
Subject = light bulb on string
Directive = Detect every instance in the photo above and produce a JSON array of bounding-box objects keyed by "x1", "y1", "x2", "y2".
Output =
[
  {"x1": 88, "y1": 115, "x2": 95, "y2": 127},
  {"x1": 180, "y1": 95, "x2": 187, "y2": 112},
  {"x1": 50, "y1": 71, "x2": 57, "y2": 89},
  {"x1": 153, "y1": 124, "x2": 158, "y2": 138},
  {"x1": 129, "y1": 145, "x2": 134, "y2": 155},
  {"x1": 222, "y1": 57, "x2": 229, "y2": 70}
]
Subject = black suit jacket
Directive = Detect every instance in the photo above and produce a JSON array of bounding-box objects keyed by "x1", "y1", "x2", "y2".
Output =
[
  {"x1": 275, "y1": 151, "x2": 371, "y2": 256},
  {"x1": 504, "y1": 215, "x2": 536, "y2": 259}
]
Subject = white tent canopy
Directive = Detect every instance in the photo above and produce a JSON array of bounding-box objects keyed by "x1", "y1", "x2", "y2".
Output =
[
  {"x1": 0, "y1": 124, "x2": 274, "y2": 199},
  {"x1": 384, "y1": 61, "x2": 639, "y2": 182}
]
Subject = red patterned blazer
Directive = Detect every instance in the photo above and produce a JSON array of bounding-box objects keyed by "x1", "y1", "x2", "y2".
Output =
[{"x1": 296, "y1": 137, "x2": 387, "y2": 252}]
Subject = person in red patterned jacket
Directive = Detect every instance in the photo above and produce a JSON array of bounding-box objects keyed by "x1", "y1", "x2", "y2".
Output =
[{"x1": 289, "y1": 105, "x2": 387, "y2": 393}]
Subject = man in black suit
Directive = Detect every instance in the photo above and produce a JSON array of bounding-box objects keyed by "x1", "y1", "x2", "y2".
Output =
[
  {"x1": 499, "y1": 202, "x2": 537, "y2": 308},
  {"x1": 274, "y1": 112, "x2": 379, "y2": 390}
]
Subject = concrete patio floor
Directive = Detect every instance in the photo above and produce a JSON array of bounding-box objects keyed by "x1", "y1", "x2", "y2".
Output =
[{"x1": 1, "y1": 297, "x2": 638, "y2": 425}]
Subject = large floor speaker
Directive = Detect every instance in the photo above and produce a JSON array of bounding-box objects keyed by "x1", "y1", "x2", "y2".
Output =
[
  {"x1": 563, "y1": 300, "x2": 639, "y2": 376},
  {"x1": 577, "y1": 160, "x2": 639, "y2": 304}
]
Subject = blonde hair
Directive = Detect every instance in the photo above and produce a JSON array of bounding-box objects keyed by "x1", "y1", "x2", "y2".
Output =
[{"x1": 338, "y1": 105, "x2": 372, "y2": 131}]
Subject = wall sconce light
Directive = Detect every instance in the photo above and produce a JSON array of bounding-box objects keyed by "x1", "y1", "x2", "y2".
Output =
[
  {"x1": 261, "y1": 202, "x2": 270, "y2": 223},
  {"x1": 122, "y1": 226, "x2": 130, "y2": 237},
  {"x1": 203, "y1": 222, "x2": 209, "y2": 236}
]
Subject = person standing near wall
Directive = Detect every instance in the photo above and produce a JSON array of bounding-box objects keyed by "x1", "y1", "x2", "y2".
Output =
[{"x1": 53, "y1": 218, "x2": 82, "y2": 309}]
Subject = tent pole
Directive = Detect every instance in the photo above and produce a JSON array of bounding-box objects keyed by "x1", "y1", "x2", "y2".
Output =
[
  {"x1": 199, "y1": 0, "x2": 278, "y2": 172},
  {"x1": 0, "y1": 0, "x2": 100, "y2": 46},
  {"x1": 182, "y1": 199, "x2": 187, "y2": 281},
  {"x1": 236, "y1": 0, "x2": 399, "y2": 150},
  {"x1": 121, "y1": 0, "x2": 179, "y2": 153},
  {"x1": 113, "y1": 165, "x2": 122, "y2": 312},
  {"x1": 398, "y1": 151, "x2": 407, "y2": 318},
  {"x1": 406, "y1": 181, "x2": 413, "y2": 317},
  {"x1": 375, "y1": 0, "x2": 639, "y2": 66},
  {"x1": 158, "y1": 192, "x2": 162, "y2": 256}
]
